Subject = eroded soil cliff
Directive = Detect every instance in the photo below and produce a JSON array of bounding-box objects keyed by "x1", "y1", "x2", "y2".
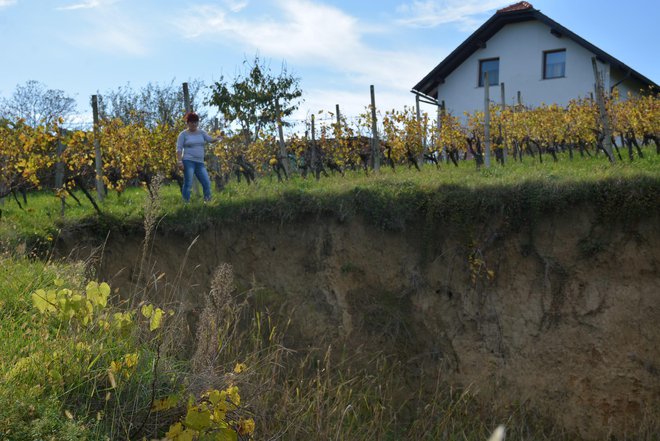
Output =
[{"x1": 60, "y1": 206, "x2": 660, "y2": 439}]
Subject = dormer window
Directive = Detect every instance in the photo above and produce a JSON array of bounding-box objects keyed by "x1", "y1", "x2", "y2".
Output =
[
  {"x1": 478, "y1": 58, "x2": 499, "y2": 86},
  {"x1": 544, "y1": 49, "x2": 566, "y2": 79}
]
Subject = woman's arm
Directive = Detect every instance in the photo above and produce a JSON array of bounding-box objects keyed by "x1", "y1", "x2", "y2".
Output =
[
  {"x1": 176, "y1": 132, "x2": 185, "y2": 167},
  {"x1": 203, "y1": 130, "x2": 222, "y2": 144}
]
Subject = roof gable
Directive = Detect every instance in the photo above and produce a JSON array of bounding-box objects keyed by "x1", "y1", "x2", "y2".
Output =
[{"x1": 413, "y1": 3, "x2": 658, "y2": 98}]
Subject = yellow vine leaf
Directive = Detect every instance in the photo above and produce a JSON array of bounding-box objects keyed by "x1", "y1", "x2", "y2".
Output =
[
  {"x1": 233, "y1": 363, "x2": 246, "y2": 374},
  {"x1": 31, "y1": 289, "x2": 55, "y2": 313},
  {"x1": 206, "y1": 389, "x2": 226, "y2": 406},
  {"x1": 184, "y1": 405, "x2": 211, "y2": 431},
  {"x1": 150, "y1": 307, "x2": 164, "y2": 331},
  {"x1": 141, "y1": 303, "x2": 154, "y2": 319},
  {"x1": 238, "y1": 418, "x2": 256, "y2": 436},
  {"x1": 216, "y1": 427, "x2": 238, "y2": 441},
  {"x1": 123, "y1": 352, "x2": 139, "y2": 369},
  {"x1": 226, "y1": 385, "x2": 240, "y2": 407},
  {"x1": 165, "y1": 422, "x2": 184, "y2": 439},
  {"x1": 152, "y1": 395, "x2": 179, "y2": 412}
]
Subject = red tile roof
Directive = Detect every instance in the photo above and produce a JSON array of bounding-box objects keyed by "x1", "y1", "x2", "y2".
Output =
[{"x1": 497, "y1": 2, "x2": 534, "y2": 13}]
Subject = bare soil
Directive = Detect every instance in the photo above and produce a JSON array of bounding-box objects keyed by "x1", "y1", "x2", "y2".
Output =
[{"x1": 59, "y1": 206, "x2": 660, "y2": 439}]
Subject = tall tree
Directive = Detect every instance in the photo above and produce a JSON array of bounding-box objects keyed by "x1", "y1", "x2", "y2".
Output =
[
  {"x1": 207, "y1": 56, "x2": 302, "y2": 146},
  {"x1": 0, "y1": 80, "x2": 77, "y2": 126}
]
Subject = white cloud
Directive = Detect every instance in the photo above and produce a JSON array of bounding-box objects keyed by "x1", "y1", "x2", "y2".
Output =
[
  {"x1": 57, "y1": 0, "x2": 117, "y2": 10},
  {"x1": 176, "y1": 0, "x2": 437, "y2": 94},
  {"x1": 396, "y1": 0, "x2": 512, "y2": 28},
  {"x1": 74, "y1": 24, "x2": 149, "y2": 56},
  {"x1": 223, "y1": 0, "x2": 248, "y2": 13},
  {"x1": 178, "y1": 0, "x2": 361, "y2": 57},
  {"x1": 0, "y1": 0, "x2": 17, "y2": 7},
  {"x1": 55, "y1": 0, "x2": 149, "y2": 55}
]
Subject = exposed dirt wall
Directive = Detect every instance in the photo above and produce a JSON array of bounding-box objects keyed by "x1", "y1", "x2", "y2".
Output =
[{"x1": 59, "y1": 207, "x2": 660, "y2": 439}]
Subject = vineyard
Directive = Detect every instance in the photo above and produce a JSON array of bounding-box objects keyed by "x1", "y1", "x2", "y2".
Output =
[
  {"x1": 2, "y1": 91, "x2": 660, "y2": 440},
  {"x1": 1, "y1": 91, "x2": 659, "y2": 216}
]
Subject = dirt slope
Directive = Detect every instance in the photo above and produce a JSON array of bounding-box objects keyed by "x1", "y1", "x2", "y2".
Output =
[{"x1": 61, "y1": 206, "x2": 660, "y2": 439}]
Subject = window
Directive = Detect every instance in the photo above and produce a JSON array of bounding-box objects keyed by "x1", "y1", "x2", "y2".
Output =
[
  {"x1": 544, "y1": 49, "x2": 566, "y2": 79},
  {"x1": 478, "y1": 58, "x2": 499, "y2": 87}
]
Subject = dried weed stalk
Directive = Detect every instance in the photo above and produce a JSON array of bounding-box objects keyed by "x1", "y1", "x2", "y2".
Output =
[
  {"x1": 135, "y1": 173, "x2": 164, "y2": 300},
  {"x1": 191, "y1": 263, "x2": 236, "y2": 381}
]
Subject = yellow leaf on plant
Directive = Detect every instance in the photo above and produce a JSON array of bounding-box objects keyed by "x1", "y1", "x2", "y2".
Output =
[
  {"x1": 216, "y1": 427, "x2": 238, "y2": 441},
  {"x1": 98, "y1": 282, "x2": 110, "y2": 307},
  {"x1": 175, "y1": 429, "x2": 196, "y2": 441},
  {"x1": 123, "y1": 352, "x2": 139, "y2": 369},
  {"x1": 184, "y1": 405, "x2": 211, "y2": 431},
  {"x1": 150, "y1": 307, "x2": 164, "y2": 331},
  {"x1": 238, "y1": 417, "x2": 256, "y2": 436},
  {"x1": 212, "y1": 408, "x2": 226, "y2": 423},
  {"x1": 141, "y1": 304, "x2": 153, "y2": 319},
  {"x1": 206, "y1": 389, "x2": 223, "y2": 405},
  {"x1": 165, "y1": 422, "x2": 184, "y2": 438},
  {"x1": 226, "y1": 385, "x2": 240, "y2": 406},
  {"x1": 31, "y1": 290, "x2": 51, "y2": 313},
  {"x1": 152, "y1": 395, "x2": 179, "y2": 412}
]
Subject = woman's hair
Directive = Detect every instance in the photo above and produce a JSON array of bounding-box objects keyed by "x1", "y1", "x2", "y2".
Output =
[{"x1": 185, "y1": 112, "x2": 200, "y2": 123}]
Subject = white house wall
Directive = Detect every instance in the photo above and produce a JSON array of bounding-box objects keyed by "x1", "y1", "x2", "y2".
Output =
[
  {"x1": 437, "y1": 20, "x2": 610, "y2": 117},
  {"x1": 610, "y1": 67, "x2": 647, "y2": 100}
]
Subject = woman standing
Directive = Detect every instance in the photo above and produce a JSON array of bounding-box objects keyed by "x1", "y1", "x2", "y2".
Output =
[{"x1": 176, "y1": 112, "x2": 220, "y2": 203}]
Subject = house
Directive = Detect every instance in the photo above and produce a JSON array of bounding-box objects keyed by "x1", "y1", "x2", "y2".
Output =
[{"x1": 412, "y1": 2, "x2": 658, "y2": 116}]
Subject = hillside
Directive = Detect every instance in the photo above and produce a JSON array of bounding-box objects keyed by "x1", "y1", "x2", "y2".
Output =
[{"x1": 2, "y1": 158, "x2": 660, "y2": 439}]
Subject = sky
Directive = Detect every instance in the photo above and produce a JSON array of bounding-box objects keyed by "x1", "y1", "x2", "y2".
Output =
[{"x1": 1, "y1": 0, "x2": 659, "y2": 129}]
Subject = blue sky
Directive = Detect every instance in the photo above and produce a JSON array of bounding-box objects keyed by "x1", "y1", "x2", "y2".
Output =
[{"x1": 1, "y1": 0, "x2": 658, "y2": 127}]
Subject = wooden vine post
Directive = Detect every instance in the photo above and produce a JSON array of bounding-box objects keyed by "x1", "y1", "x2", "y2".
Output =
[
  {"x1": 182, "y1": 82, "x2": 191, "y2": 113},
  {"x1": 440, "y1": 100, "x2": 447, "y2": 163},
  {"x1": 500, "y1": 82, "x2": 507, "y2": 163},
  {"x1": 311, "y1": 114, "x2": 319, "y2": 180},
  {"x1": 591, "y1": 57, "x2": 615, "y2": 163},
  {"x1": 275, "y1": 100, "x2": 290, "y2": 175},
  {"x1": 483, "y1": 72, "x2": 492, "y2": 168},
  {"x1": 370, "y1": 85, "x2": 380, "y2": 171},
  {"x1": 56, "y1": 128, "x2": 66, "y2": 216},
  {"x1": 416, "y1": 94, "x2": 426, "y2": 163},
  {"x1": 91, "y1": 95, "x2": 105, "y2": 201},
  {"x1": 336, "y1": 104, "x2": 342, "y2": 166}
]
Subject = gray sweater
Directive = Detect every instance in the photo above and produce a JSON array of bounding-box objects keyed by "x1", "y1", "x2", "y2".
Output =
[{"x1": 176, "y1": 129, "x2": 214, "y2": 163}]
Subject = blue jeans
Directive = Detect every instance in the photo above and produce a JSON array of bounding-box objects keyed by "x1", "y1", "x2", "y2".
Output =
[{"x1": 181, "y1": 160, "x2": 212, "y2": 202}]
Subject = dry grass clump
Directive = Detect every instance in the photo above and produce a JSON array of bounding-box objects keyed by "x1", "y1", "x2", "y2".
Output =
[{"x1": 191, "y1": 263, "x2": 235, "y2": 377}]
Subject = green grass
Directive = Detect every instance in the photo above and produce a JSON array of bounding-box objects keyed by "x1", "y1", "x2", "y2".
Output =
[
  {"x1": 1, "y1": 150, "x2": 659, "y2": 249},
  {"x1": 0, "y1": 257, "x2": 88, "y2": 439},
  {"x1": 0, "y1": 255, "x2": 189, "y2": 440}
]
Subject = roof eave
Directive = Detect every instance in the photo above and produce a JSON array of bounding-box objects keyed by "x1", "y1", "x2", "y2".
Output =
[
  {"x1": 412, "y1": 8, "x2": 658, "y2": 96},
  {"x1": 412, "y1": 9, "x2": 537, "y2": 95}
]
